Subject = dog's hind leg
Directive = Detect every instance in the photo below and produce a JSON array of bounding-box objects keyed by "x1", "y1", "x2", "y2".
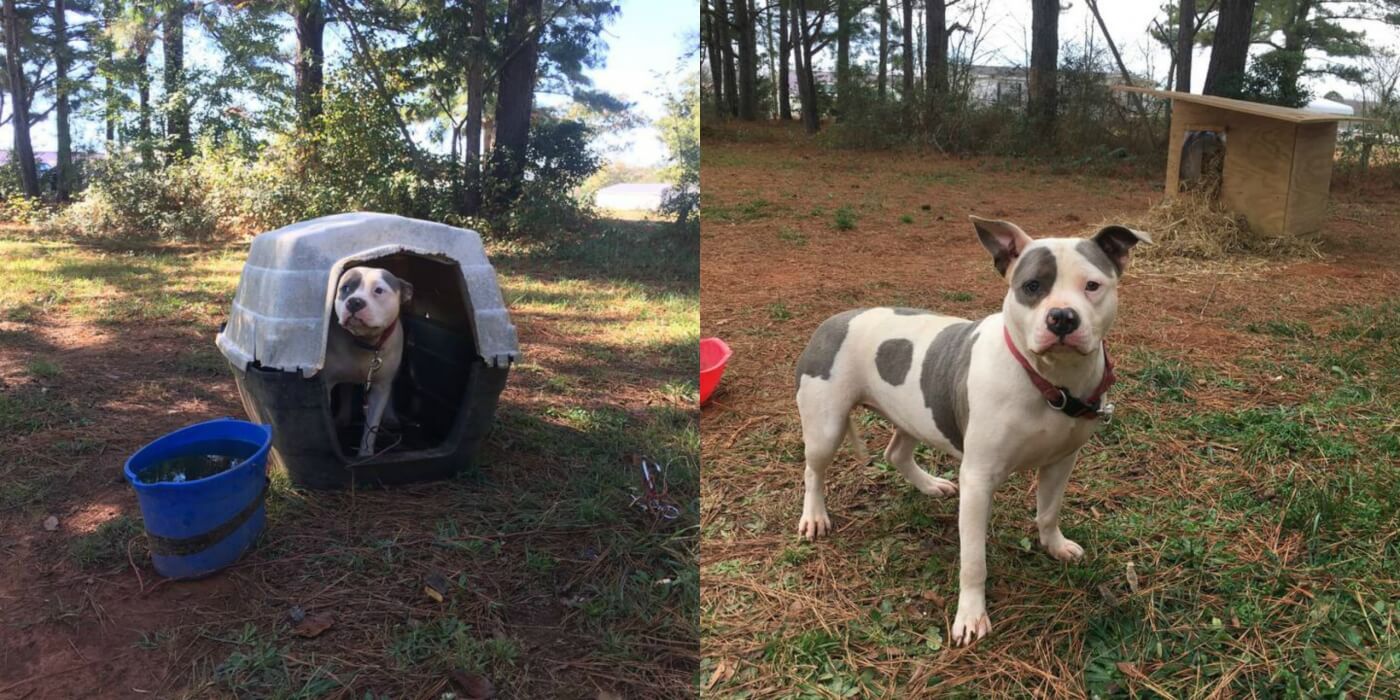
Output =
[
  {"x1": 885, "y1": 429, "x2": 958, "y2": 497},
  {"x1": 845, "y1": 415, "x2": 870, "y2": 463},
  {"x1": 796, "y1": 383, "x2": 851, "y2": 540}
]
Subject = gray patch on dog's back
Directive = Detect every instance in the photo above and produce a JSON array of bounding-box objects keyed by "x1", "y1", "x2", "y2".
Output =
[
  {"x1": 1075, "y1": 240, "x2": 1119, "y2": 278},
  {"x1": 796, "y1": 309, "x2": 864, "y2": 385},
  {"x1": 920, "y1": 321, "x2": 981, "y2": 452},
  {"x1": 337, "y1": 269, "x2": 362, "y2": 300},
  {"x1": 875, "y1": 338, "x2": 915, "y2": 386},
  {"x1": 1011, "y1": 247, "x2": 1056, "y2": 306},
  {"x1": 891, "y1": 307, "x2": 932, "y2": 316}
]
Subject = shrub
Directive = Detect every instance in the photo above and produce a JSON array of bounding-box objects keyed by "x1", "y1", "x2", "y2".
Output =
[{"x1": 47, "y1": 154, "x2": 219, "y2": 241}]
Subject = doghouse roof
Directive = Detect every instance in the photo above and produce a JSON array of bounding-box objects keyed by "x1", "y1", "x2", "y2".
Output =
[
  {"x1": 216, "y1": 212, "x2": 519, "y2": 375},
  {"x1": 1114, "y1": 86, "x2": 1370, "y2": 124}
]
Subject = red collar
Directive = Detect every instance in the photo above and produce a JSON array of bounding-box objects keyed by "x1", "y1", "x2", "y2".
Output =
[
  {"x1": 1002, "y1": 325, "x2": 1116, "y2": 420},
  {"x1": 351, "y1": 318, "x2": 398, "y2": 352}
]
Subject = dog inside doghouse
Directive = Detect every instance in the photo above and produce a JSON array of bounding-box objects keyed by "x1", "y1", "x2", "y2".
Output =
[
  {"x1": 325, "y1": 252, "x2": 481, "y2": 458},
  {"x1": 1178, "y1": 129, "x2": 1226, "y2": 198}
]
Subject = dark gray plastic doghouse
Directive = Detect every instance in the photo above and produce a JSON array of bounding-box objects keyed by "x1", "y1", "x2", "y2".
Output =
[{"x1": 215, "y1": 213, "x2": 519, "y2": 489}]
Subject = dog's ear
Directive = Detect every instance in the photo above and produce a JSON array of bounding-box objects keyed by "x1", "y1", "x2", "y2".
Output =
[
  {"x1": 384, "y1": 271, "x2": 414, "y2": 304},
  {"x1": 1091, "y1": 225, "x2": 1152, "y2": 274},
  {"x1": 970, "y1": 216, "x2": 1034, "y2": 276}
]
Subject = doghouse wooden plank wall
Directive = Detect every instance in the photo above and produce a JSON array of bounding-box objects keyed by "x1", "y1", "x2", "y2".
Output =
[{"x1": 1116, "y1": 86, "x2": 1364, "y2": 239}]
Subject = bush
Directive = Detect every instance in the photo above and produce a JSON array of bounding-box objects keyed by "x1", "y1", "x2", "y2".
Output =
[{"x1": 47, "y1": 154, "x2": 219, "y2": 241}]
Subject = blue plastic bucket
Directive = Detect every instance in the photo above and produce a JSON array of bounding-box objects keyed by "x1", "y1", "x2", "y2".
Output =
[{"x1": 123, "y1": 418, "x2": 273, "y2": 579}]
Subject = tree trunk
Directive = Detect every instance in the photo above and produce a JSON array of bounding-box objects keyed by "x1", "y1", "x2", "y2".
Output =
[
  {"x1": 3, "y1": 0, "x2": 37, "y2": 197},
  {"x1": 464, "y1": 0, "x2": 487, "y2": 215},
  {"x1": 716, "y1": 0, "x2": 738, "y2": 117},
  {"x1": 486, "y1": 0, "x2": 543, "y2": 222},
  {"x1": 293, "y1": 0, "x2": 325, "y2": 132},
  {"x1": 103, "y1": 0, "x2": 116, "y2": 143},
  {"x1": 734, "y1": 0, "x2": 756, "y2": 119},
  {"x1": 54, "y1": 0, "x2": 73, "y2": 201},
  {"x1": 163, "y1": 0, "x2": 191, "y2": 159},
  {"x1": 1203, "y1": 0, "x2": 1254, "y2": 96},
  {"x1": 705, "y1": 3, "x2": 725, "y2": 115},
  {"x1": 762, "y1": 0, "x2": 778, "y2": 117},
  {"x1": 1175, "y1": 0, "x2": 1194, "y2": 92},
  {"x1": 138, "y1": 41, "x2": 154, "y2": 166},
  {"x1": 1028, "y1": 0, "x2": 1059, "y2": 142},
  {"x1": 779, "y1": 0, "x2": 792, "y2": 119},
  {"x1": 926, "y1": 0, "x2": 948, "y2": 118},
  {"x1": 835, "y1": 0, "x2": 849, "y2": 116},
  {"x1": 901, "y1": 0, "x2": 914, "y2": 102},
  {"x1": 877, "y1": 0, "x2": 888, "y2": 99},
  {"x1": 794, "y1": 0, "x2": 819, "y2": 133}
]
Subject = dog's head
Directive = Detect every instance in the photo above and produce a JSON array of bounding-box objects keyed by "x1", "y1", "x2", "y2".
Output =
[
  {"x1": 972, "y1": 216, "x2": 1150, "y2": 355},
  {"x1": 333, "y1": 267, "x2": 413, "y2": 337}
]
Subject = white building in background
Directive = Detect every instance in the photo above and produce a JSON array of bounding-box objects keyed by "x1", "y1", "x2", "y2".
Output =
[{"x1": 595, "y1": 183, "x2": 676, "y2": 212}]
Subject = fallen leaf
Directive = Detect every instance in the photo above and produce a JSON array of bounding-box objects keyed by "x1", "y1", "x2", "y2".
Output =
[
  {"x1": 704, "y1": 658, "x2": 734, "y2": 690},
  {"x1": 43, "y1": 516, "x2": 59, "y2": 531},
  {"x1": 919, "y1": 590, "x2": 944, "y2": 606},
  {"x1": 292, "y1": 613, "x2": 334, "y2": 638},
  {"x1": 424, "y1": 572, "x2": 450, "y2": 603},
  {"x1": 450, "y1": 671, "x2": 495, "y2": 699},
  {"x1": 1125, "y1": 561, "x2": 1140, "y2": 594},
  {"x1": 1097, "y1": 583, "x2": 1120, "y2": 609}
]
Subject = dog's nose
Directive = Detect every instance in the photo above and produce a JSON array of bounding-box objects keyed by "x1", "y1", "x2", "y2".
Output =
[
  {"x1": 1046, "y1": 307, "x2": 1080, "y2": 338},
  {"x1": 346, "y1": 297, "x2": 366, "y2": 313}
]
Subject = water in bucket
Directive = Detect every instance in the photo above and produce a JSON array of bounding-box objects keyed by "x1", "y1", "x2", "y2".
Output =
[{"x1": 135, "y1": 439, "x2": 258, "y2": 484}]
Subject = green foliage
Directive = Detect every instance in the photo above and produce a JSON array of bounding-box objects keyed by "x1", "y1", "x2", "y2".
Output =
[
  {"x1": 1219, "y1": 50, "x2": 1313, "y2": 108},
  {"x1": 658, "y1": 72, "x2": 700, "y2": 225},
  {"x1": 48, "y1": 152, "x2": 219, "y2": 241}
]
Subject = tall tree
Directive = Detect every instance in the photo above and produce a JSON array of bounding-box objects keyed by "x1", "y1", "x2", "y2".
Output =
[
  {"x1": 163, "y1": 0, "x2": 191, "y2": 158},
  {"x1": 926, "y1": 0, "x2": 948, "y2": 102},
  {"x1": 54, "y1": 0, "x2": 74, "y2": 200},
  {"x1": 486, "y1": 0, "x2": 544, "y2": 217},
  {"x1": 1177, "y1": 0, "x2": 1195, "y2": 91},
  {"x1": 793, "y1": 0, "x2": 829, "y2": 133},
  {"x1": 734, "y1": 0, "x2": 757, "y2": 119},
  {"x1": 704, "y1": 2, "x2": 725, "y2": 115},
  {"x1": 877, "y1": 0, "x2": 888, "y2": 99},
  {"x1": 716, "y1": 0, "x2": 738, "y2": 116},
  {"x1": 779, "y1": 0, "x2": 792, "y2": 119},
  {"x1": 463, "y1": 0, "x2": 487, "y2": 214},
  {"x1": 3, "y1": 0, "x2": 38, "y2": 197},
  {"x1": 292, "y1": 0, "x2": 325, "y2": 132},
  {"x1": 1028, "y1": 0, "x2": 1059, "y2": 141},
  {"x1": 900, "y1": 0, "x2": 913, "y2": 100},
  {"x1": 835, "y1": 0, "x2": 850, "y2": 115},
  {"x1": 1203, "y1": 0, "x2": 1254, "y2": 95}
]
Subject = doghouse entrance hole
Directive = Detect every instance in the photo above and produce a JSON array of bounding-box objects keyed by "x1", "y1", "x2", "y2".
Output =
[
  {"x1": 1178, "y1": 128, "x2": 1226, "y2": 197},
  {"x1": 329, "y1": 252, "x2": 480, "y2": 457}
]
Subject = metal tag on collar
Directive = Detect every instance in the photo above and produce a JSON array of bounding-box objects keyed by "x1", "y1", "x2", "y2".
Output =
[
  {"x1": 1099, "y1": 402, "x2": 1115, "y2": 424},
  {"x1": 1047, "y1": 388, "x2": 1068, "y2": 411}
]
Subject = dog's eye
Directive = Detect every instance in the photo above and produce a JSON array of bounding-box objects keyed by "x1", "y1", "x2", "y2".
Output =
[
  {"x1": 1086, "y1": 281, "x2": 1101, "y2": 292},
  {"x1": 374, "y1": 287, "x2": 385, "y2": 295},
  {"x1": 1022, "y1": 280, "x2": 1040, "y2": 294},
  {"x1": 340, "y1": 284, "x2": 351, "y2": 293}
]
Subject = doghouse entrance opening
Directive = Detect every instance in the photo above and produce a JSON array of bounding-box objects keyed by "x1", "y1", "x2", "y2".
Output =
[
  {"x1": 328, "y1": 252, "x2": 480, "y2": 457},
  {"x1": 1178, "y1": 128, "x2": 1226, "y2": 197}
]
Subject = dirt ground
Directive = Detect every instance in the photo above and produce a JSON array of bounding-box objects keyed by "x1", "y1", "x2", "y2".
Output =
[
  {"x1": 700, "y1": 122, "x2": 1400, "y2": 697},
  {"x1": 0, "y1": 222, "x2": 698, "y2": 698}
]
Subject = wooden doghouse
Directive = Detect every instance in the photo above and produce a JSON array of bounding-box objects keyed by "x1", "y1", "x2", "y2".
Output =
[{"x1": 1116, "y1": 86, "x2": 1366, "y2": 238}]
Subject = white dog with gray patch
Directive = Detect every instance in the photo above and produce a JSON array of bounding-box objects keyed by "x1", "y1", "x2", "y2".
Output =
[
  {"x1": 325, "y1": 266, "x2": 413, "y2": 458},
  {"x1": 794, "y1": 216, "x2": 1149, "y2": 646}
]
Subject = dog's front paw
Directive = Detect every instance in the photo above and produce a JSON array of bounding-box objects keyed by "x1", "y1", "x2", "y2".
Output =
[
  {"x1": 797, "y1": 510, "x2": 831, "y2": 540},
  {"x1": 1044, "y1": 537, "x2": 1085, "y2": 562},
  {"x1": 951, "y1": 604, "x2": 991, "y2": 646}
]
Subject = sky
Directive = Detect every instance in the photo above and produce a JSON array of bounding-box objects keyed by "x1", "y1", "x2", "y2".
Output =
[
  {"x1": 959, "y1": 1, "x2": 1398, "y2": 102},
  {"x1": 4, "y1": 1, "x2": 700, "y2": 169}
]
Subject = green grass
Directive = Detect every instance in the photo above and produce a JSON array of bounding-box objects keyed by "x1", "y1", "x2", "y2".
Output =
[
  {"x1": 899, "y1": 214, "x2": 914, "y2": 224},
  {"x1": 68, "y1": 515, "x2": 143, "y2": 571},
  {"x1": 778, "y1": 227, "x2": 807, "y2": 246},
  {"x1": 940, "y1": 290, "x2": 974, "y2": 303},
  {"x1": 27, "y1": 358, "x2": 61, "y2": 379},
  {"x1": 768, "y1": 301, "x2": 792, "y2": 322},
  {"x1": 834, "y1": 206, "x2": 857, "y2": 231}
]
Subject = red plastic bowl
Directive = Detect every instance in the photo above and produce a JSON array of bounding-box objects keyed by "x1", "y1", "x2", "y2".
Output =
[{"x1": 699, "y1": 337, "x2": 732, "y2": 405}]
